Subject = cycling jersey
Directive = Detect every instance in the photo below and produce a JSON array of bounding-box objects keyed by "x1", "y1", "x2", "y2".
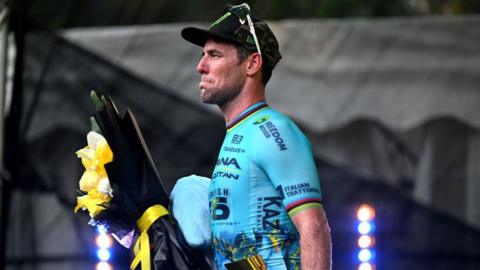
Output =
[{"x1": 209, "y1": 101, "x2": 323, "y2": 270}]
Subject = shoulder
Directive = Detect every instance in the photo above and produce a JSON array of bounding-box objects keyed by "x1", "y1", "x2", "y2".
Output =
[
  {"x1": 254, "y1": 108, "x2": 306, "y2": 138},
  {"x1": 247, "y1": 107, "x2": 310, "y2": 154}
]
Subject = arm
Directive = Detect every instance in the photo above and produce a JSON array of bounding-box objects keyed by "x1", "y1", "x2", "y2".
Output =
[
  {"x1": 252, "y1": 115, "x2": 330, "y2": 268},
  {"x1": 291, "y1": 207, "x2": 332, "y2": 270}
]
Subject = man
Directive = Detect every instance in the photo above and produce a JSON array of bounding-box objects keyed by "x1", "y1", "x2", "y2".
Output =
[{"x1": 181, "y1": 3, "x2": 331, "y2": 270}]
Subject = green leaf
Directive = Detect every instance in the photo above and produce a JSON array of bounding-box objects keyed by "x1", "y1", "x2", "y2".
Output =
[
  {"x1": 89, "y1": 116, "x2": 102, "y2": 134},
  {"x1": 90, "y1": 90, "x2": 104, "y2": 110}
]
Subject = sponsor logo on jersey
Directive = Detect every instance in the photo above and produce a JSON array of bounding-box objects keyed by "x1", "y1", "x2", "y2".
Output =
[
  {"x1": 210, "y1": 196, "x2": 230, "y2": 220},
  {"x1": 259, "y1": 125, "x2": 271, "y2": 138},
  {"x1": 211, "y1": 221, "x2": 239, "y2": 227},
  {"x1": 276, "y1": 185, "x2": 285, "y2": 199},
  {"x1": 209, "y1": 188, "x2": 229, "y2": 198},
  {"x1": 231, "y1": 134, "x2": 244, "y2": 144},
  {"x1": 258, "y1": 196, "x2": 282, "y2": 230},
  {"x1": 212, "y1": 171, "x2": 239, "y2": 180},
  {"x1": 216, "y1": 157, "x2": 241, "y2": 169},
  {"x1": 253, "y1": 115, "x2": 270, "y2": 125},
  {"x1": 223, "y1": 146, "x2": 246, "y2": 153},
  {"x1": 283, "y1": 183, "x2": 320, "y2": 197},
  {"x1": 265, "y1": 121, "x2": 288, "y2": 151},
  {"x1": 213, "y1": 157, "x2": 242, "y2": 180},
  {"x1": 256, "y1": 120, "x2": 288, "y2": 151}
]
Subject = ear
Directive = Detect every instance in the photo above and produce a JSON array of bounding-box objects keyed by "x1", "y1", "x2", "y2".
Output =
[{"x1": 246, "y1": 52, "x2": 263, "y2": 77}]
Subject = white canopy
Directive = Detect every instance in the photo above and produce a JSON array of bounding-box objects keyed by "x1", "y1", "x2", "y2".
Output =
[{"x1": 64, "y1": 16, "x2": 480, "y2": 131}]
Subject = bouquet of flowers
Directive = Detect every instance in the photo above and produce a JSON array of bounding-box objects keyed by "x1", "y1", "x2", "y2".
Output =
[
  {"x1": 74, "y1": 130, "x2": 114, "y2": 218},
  {"x1": 74, "y1": 91, "x2": 211, "y2": 270}
]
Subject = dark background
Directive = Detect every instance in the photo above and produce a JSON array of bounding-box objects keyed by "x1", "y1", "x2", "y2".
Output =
[{"x1": 2, "y1": 0, "x2": 480, "y2": 269}]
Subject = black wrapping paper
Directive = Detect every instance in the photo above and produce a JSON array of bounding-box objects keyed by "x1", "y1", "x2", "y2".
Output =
[{"x1": 88, "y1": 91, "x2": 212, "y2": 270}]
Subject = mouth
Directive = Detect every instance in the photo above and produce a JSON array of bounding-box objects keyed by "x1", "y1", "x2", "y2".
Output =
[
  {"x1": 199, "y1": 81, "x2": 210, "y2": 90},
  {"x1": 199, "y1": 76, "x2": 213, "y2": 86}
]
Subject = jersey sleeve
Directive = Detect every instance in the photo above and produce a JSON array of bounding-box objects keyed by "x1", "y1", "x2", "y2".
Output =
[{"x1": 251, "y1": 116, "x2": 323, "y2": 217}]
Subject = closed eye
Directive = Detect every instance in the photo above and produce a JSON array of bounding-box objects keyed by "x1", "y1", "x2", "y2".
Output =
[{"x1": 206, "y1": 49, "x2": 222, "y2": 58}]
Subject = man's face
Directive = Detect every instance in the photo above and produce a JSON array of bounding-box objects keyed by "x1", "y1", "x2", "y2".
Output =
[{"x1": 196, "y1": 39, "x2": 248, "y2": 106}]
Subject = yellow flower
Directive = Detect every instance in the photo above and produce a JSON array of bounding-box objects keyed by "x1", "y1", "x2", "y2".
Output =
[
  {"x1": 74, "y1": 189, "x2": 112, "y2": 217},
  {"x1": 75, "y1": 131, "x2": 114, "y2": 217},
  {"x1": 76, "y1": 131, "x2": 113, "y2": 192},
  {"x1": 79, "y1": 170, "x2": 99, "y2": 192}
]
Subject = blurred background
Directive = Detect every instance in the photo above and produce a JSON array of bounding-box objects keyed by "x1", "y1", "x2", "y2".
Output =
[{"x1": 1, "y1": 0, "x2": 480, "y2": 269}]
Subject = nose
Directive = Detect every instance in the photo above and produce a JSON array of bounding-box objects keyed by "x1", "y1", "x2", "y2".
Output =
[{"x1": 196, "y1": 55, "x2": 208, "y2": 75}]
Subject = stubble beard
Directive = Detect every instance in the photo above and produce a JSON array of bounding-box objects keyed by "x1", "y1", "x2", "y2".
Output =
[{"x1": 201, "y1": 85, "x2": 242, "y2": 107}]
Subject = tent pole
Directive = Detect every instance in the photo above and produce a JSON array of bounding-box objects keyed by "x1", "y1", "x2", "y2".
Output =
[
  {"x1": 0, "y1": 0, "x2": 9, "y2": 267},
  {"x1": 2, "y1": 0, "x2": 26, "y2": 266}
]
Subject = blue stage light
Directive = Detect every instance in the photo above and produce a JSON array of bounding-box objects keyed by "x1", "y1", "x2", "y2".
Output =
[
  {"x1": 96, "y1": 261, "x2": 113, "y2": 270},
  {"x1": 357, "y1": 205, "x2": 375, "y2": 222},
  {"x1": 356, "y1": 204, "x2": 376, "y2": 269},
  {"x1": 96, "y1": 234, "x2": 113, "y2": 249},
  {"x1": 97, "y1": 248, "x2": 111, "y2": 261},
  {"x1": 358, "y1": 249, "x2": 374, "y2": 262},
  {"x1": 358, "y1": 262, "x2": 373, "y2": 270},
  {"x1": 358, "y1": 235, "x2": 374, "y2": 248},
  {"x1": 357, "y1": 221, "x2": 374, "y2": 235}
]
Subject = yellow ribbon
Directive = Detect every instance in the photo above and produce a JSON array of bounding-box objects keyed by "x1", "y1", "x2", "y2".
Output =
[{"x1": 130, "y1": 205, "x2": 169, "y2": 270}]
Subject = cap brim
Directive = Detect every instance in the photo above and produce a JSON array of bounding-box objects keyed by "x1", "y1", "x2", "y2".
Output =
[{"x1": 181, "y1": 27, "x2": 241, "y2": 47}]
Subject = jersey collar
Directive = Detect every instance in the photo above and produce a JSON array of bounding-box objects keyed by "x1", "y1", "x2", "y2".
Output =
[{"x1": 226, "y1": 101, "x2": 269, "y2": 131}]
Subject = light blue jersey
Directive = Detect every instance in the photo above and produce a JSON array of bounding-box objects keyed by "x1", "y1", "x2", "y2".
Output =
[{"x1": 209, "y1": 101, "x2": 322, "y2": 270}]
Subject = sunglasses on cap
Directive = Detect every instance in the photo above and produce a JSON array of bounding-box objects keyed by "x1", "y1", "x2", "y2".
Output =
[{"x1": 212, "y1": 3, "x2": 262, "y2": 56}]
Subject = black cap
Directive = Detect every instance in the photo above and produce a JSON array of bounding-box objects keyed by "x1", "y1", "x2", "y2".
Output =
[{"x1": 181, "y1": 3, "x2": 282, "y2": 70}]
